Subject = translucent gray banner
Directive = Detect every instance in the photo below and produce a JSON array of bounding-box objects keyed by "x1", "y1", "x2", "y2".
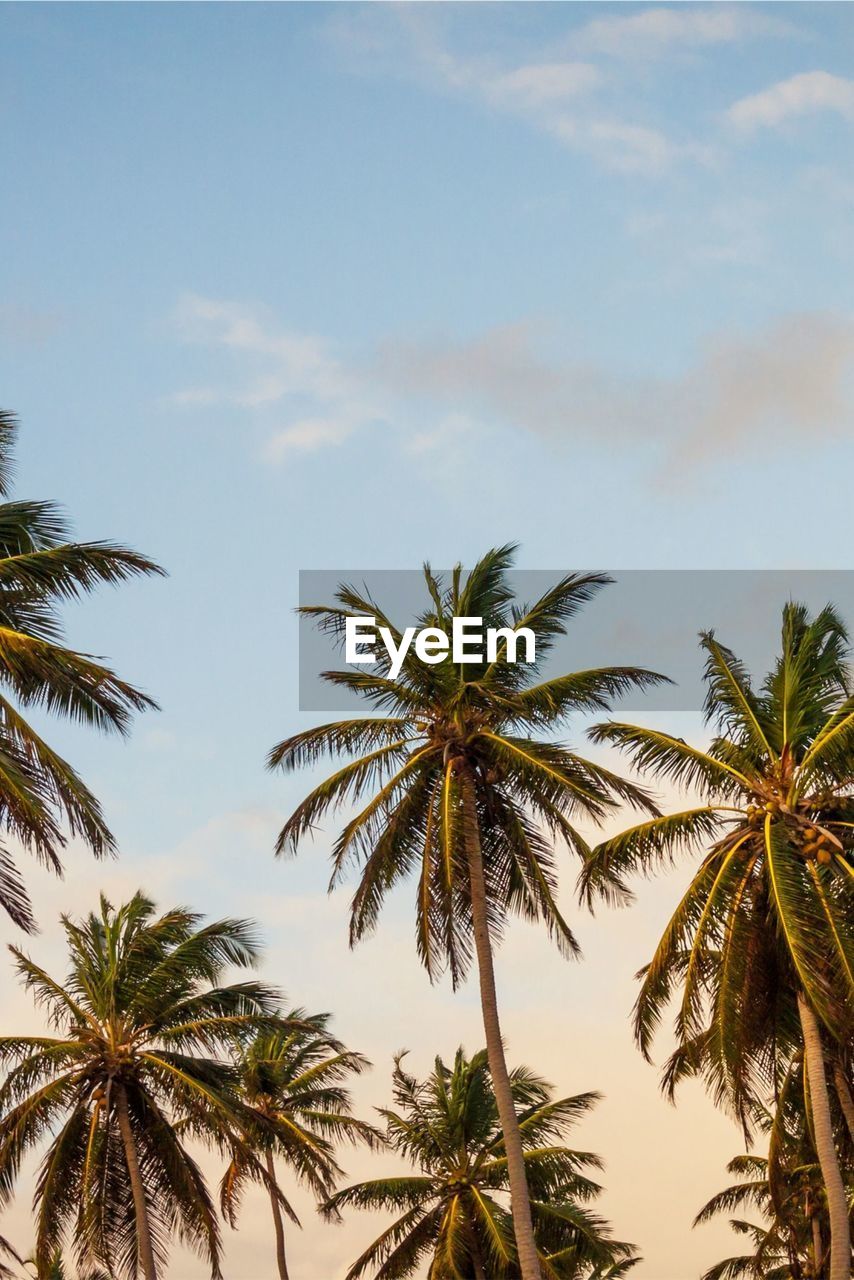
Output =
[{"x1": 298, "y1": 570, "x2": 854, "y2": 713}]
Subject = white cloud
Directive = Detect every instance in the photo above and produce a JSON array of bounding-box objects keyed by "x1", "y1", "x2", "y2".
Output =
[
  {"x1": 485, "y1": 59, "x2": 602, "y2": 108},
  {"x1": 550, "y1": 115, "x2": 713, "y2": 175},
  {"x1": 265, "y1": 415, "x2": 359, "y2": 459},
  {"x1": 440, "y1": 39, "x2": 706, "y2": 176},
  {"x1": 727, "y1": 70, "x2": 854, "y2": 132},
  {"x1": 328, "y1": 7, "x2": 704, "y2": 177},
  {"x1": 405, "y1": 411, "x2": 477, "y2": 456},
  {"x1": 572, "y1": 5, "x2": 798, "y2": 59},
  {"x1": 170, "y1": 294, "x2": 381, "y2": 462},
  {"x1": 173, "y1": 294, "x2": 349, "y2": 402}
]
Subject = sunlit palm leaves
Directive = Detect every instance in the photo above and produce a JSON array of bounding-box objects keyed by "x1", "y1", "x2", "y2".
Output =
[
  {"x1": 0, "y1": 413, "x2": 163, "y2": 930},
  {"x1": 695, "y1": 1062, "x2": 853, "y2": 1280},
  {"x1": 581, "y1": 604, "x2": 854, "y2": 1120},
  {"x1": 0, "y1": 892, "x2": 283, "y2": 1279},
  {"x1": 221, "y1": 1012, "x2": 380, "y2": 1277},
  {"x1": 270, "y1": 545, "x2": 662, "y2": 987},
  {"x1": 323, "y1": 1048, "x2": 638, "y2": 1280},
  {"x1": 20, "y1": 1249, "x2": 112, "y2": 1280}
]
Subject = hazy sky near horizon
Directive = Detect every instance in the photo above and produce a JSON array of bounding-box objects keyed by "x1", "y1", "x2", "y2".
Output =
[{"x1": 2, "y1": 3, "x2": 854, "y2": 1276}]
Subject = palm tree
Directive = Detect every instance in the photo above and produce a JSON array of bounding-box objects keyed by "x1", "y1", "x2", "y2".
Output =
[
  {"x1": 221, "y1": 1010, "x2": 381, "y2": 1280},
  {"x1": 695, "y1": 1063, "x2": 853, "y2": 1280},
  {"x1": 699, "y1": 1179, "x2": 808, "y2": 1280},
  {"x1": 580, "y1": 603, "x2": 854, "y2": 1280},
  {"x1": 270, "y1": 546, "x2": 662, "y2": 1279},
  {"x1": 0, "y1": 891, "x2": 284, "y2": 1280},
  {"x1": 22, "y1": 1251, "x2": 112, "y2": 1280},
  {"x1": 0, "y1": 411, "x2": 163, "y2": 931},
  {"x1": 322, "y1": 1047, "x2": 638, "y2": 1280},
  {"x1": 698, "y1": 1150, "x2": 828, "y2": 1280}
]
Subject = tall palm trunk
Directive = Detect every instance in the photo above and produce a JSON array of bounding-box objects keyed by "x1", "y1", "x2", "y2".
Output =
[
  {"x1": 462, "y1": 774, "x2": 541, "y2": 1280},
  {"x1": 114, "y1": 1082, "x2": 158, "y2": 1280},
  {"x1": 797, "y1": 994, "x2": 851, "y2": 1280},
  {"x1": 811, "y1": 1214, "x2": 823, "y2": 1277},
  {"x1": 470, "y1": 1234, "x2": 488, "y2": 1280},
  {"x1": 832, "y1": 1061, "x2": 854, "y2": 1143},
  {"x1": 265, "y1": 1150, "x2": 290, "y2": 1280}
]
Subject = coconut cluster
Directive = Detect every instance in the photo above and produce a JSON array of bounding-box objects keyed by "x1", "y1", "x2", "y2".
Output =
[
  {"x1": 799, "y1": 826, "x2": 834, "y2": 864},
  {"x1": 743, "y1": 802, "x2": 836, "y2": 864}
]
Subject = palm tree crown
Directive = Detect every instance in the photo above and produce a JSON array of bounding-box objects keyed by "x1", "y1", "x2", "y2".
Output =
[
  {"x1": 222, "y1": 1012, "x2": 380, "y2": 1280},
  {"x1": 695, "y1": 1062, "x2": 853, "y2": 1280},
  {"x1": 0, "y1": 892, "x2": 282, "y2": 1280},
  {"x1": 323, "y1": 1047, "x2": 637, "y2": 1280},
  {"x1": 581, "y1": 604, "x2": 854, "y2": 1110},
  {"x1": 0, "y1": 411, "x2": 163, "y2": 930},
  {"x1": 271, "y1": 545, "x2": 660, "y2": 982},
  {"x1": 580, "y1": 603, "x2": 854, "y2": 1279}
]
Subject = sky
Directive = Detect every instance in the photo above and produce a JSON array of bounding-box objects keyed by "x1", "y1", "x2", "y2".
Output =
[{"x1": 1, "y1": 2, "x2": 854, "y2": 1276}]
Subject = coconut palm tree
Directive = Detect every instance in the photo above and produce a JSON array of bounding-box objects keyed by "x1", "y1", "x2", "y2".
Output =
[
  {"x1": 0, "y1": 410, "x2": 163, "y2": 931},
  {"x1": 220, "y1": 1011, "x2": 381, "y2": 1280},
  {"x1": 697, "y1": 1149, "x2": 827, "y2": 1280},
  {"x1": 580, "y1": 603, "x2": 854, "y2": 1280},
  {"x1": 270, "y1": 546, "x2": 662, "y2": 1279},
  {"x1": 0, "y1": 891, "x2": 284, "y2": 1280},
  {"x1": 322, "y1": 1047, "x2": 638, "y2": 1280},
  {"x1": 21, "y1": 1251, "x2": 112, "y2": 1280},
  {"x1": 695, "y1": 1062, "x2": 853, "y2": 1280}
]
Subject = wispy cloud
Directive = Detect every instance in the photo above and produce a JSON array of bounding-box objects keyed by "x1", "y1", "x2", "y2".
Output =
[
  {"x1": 170, "y1": 294, "x2": 379, "y2": 457},
  {"x1": 377, "y1": 312, "x2": 854, "y2": 474},
  {"x1": 170, "y1": 296, "x2": 854, "y2": 477},
  {"x1": 485, "y1": 60, "x2": 602, "y2": 109},
  {"x1": 327, "y1": 7, "x2": 716, "y2": 176},
  {"x1": 549, "y1": 116, "x2": 709, "y2": 175},
  {"x1": 264, "y1": 415, "x2": 360, "y2": 460},
  {"x1": 727, "y1": 70, "x2": 854, "y2": 132},
  {"x1": 173, "y1": 295, "x2": 349, "y2": 402},
  {"x1": 571, "y1": 6, "x2": 799, "y2": 59}
]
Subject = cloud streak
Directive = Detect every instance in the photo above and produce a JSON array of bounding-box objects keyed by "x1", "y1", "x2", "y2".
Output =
[
  {"x1": 325, "y1": 5, "x2": 819, "y2": 175},
  {"x1": 377, "y1": 312, "x2": 854, "y2": 473},
  {"x1": 727, "y1": 70, "x2": 854, "y2": 131},
  {"x1": 570, "y1": 6, "x2": 798, "y2": 59},
  {"x1": 171, "y1": 294, "x2": 379, "y2": 456},
  {"x1": 328, "y1": 6, "x2": 718, "y2": 176},
  {"x1": 170, "y1": 297, "x2": 854, "y2": 478}
]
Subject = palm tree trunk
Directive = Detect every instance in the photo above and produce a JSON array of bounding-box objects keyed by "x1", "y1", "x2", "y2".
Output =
[
  {"x1": 797, "y1": 994, "x2": 851, "y2": 1280},
  {"x1": 114, "y1": 1082, "x2": 158, "y2": 1280},
  {"x1": 472, "y1": 1252, "x2": 487, "y2": 1280},
  {"x1": 832, "y1": 1061, "x2": 854, "y2": 1143},
  {"x1": 462, "y1": 774, "x2": 541, "y2": 1280},
  {"x1": 265, "y1": 1150, "x2": 290, "y2": 1280},
  {"x1": 812, "y1": 1215, "x2": 823, "y2": 1277}
]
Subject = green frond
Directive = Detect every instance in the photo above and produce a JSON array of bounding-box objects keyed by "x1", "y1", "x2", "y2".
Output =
[
  {"x1": 588, "y1": 722, "x2": 751, "y2": 795},
  {"x1": 277, "y1": 552, "x2": 669, "y2": 988},
  {"x1": 580, "y1": 809, "x2": 729, "y2": 911}
]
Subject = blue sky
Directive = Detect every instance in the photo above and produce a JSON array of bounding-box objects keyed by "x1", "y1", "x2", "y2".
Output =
[{"x1": 2, "y1": 3, "x2": 854, "y2": 1276}]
